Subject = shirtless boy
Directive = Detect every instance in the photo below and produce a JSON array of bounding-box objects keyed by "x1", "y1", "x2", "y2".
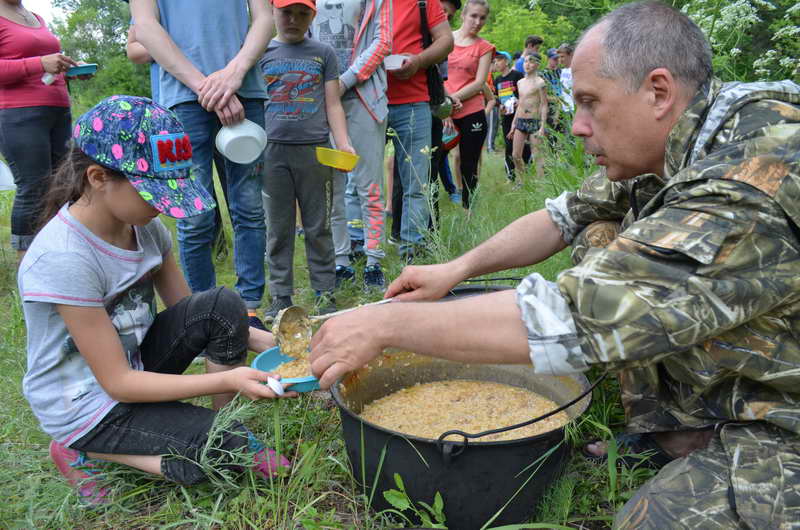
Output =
[{"x1": 508, "y1": 52, "x2": 548, "y2": 185}]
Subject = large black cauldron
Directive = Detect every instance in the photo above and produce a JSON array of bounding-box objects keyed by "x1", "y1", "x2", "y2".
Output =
[{"x1": 331, "y1": 285, "x2": 591, "y2": 529}]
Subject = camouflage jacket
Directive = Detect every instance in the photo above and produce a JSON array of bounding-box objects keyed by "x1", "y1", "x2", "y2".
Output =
[{"x1": 540, "y1": 79, "x2": 800, "y2": 436}]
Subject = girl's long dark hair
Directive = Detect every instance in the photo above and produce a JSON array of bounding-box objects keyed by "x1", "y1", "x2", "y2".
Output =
[{"x1": 37, "y1": 145, "x2": 125, "y2": 231}]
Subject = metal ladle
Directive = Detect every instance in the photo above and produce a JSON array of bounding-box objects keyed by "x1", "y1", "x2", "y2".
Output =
[{"x1": 273, "y1": 298, "x2": 395, "y2": 357}]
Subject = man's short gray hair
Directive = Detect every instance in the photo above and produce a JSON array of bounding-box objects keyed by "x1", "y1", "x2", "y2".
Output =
[{"x1": 583, "y1": 1, "x2": 712, "y2": 93}]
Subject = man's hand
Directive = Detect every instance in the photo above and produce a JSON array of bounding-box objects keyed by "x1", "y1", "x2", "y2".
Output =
[
  {"x1": 215, "y1": 94, "x2": 245, "y2": 126},
  {"x1": 392, "y1": 54, "x2": 421, "y2": 80},
  {"x1": 384, "y1": 263, "x2": 463, "y2": 302},
  {"x1": 309, "y1": 309, "x2": 386, "y2": 389},
  {"x1": 198, "y1": 64, "x2": 244, "y2": 112},
  {"x1": 41, "y1": 53, "x2": 78, "y2": 74},
  {"x1": 224, "y1": 367, "x2": 299, "y2": 400},
  {"x1": 507, "y1": 127, "x2": 515, "y2": 140}
]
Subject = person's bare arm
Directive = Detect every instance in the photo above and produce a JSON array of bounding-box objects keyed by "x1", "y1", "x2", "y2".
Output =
[
  {"x1": 385, "y1": 209, "x2": 567, "y2": 301},
  {"x1": 392, "y1": 21, "x2": 453, "y2": 80},
  {"x1": 538, "y1": 83, "x2": 548, "y2": 135},
  {"x1": 483, "y1": 83, "x2": 495, "y2": 115},
  {"x1": 196, "y1": 0, "x2": 274, "y2": 112},
  {"x1": 126, "y1": 25, "x2": 152, "y2": 64},
  {"x1": 452, "y1": 51, "x2": 492, "y2": 102},
  {"x1": 57, "y1": 304, "x2": 288, "y2": 403},
  {"x1": 310, "y1": 289, "x2": 530, "y2": 388},
  {"x1": 325, "y1": 79, "x2": 355, "y2": 155}
]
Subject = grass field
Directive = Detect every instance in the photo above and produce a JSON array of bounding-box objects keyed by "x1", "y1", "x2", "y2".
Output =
[{"x1": 0, "y1": 140, "x2": 651, "y2": 529}]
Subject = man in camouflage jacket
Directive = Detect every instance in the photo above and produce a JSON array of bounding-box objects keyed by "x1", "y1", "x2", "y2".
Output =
[{"x1": 310, "y1": 2, "x2": 800, "y2": 526}]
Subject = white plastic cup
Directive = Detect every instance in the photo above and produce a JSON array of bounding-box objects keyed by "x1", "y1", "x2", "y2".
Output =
[
  {"x1": 215, "y1": 119, "x2": 268, "y2": 164},
  {"x1": 384, "y1": 54, "x2": 406, "y2": 71},
  {"x1": 41, "y1": 73, "x2": 55, "y2": 85}
]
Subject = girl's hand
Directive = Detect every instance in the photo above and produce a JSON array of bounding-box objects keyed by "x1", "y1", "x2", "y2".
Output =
[
  {"x1": 450, "y1": 95, "x2": 463, "y2": 112},
  {"x1": 225, "y1": 367, "x2": 299, "y2": 400},
  {"x1": 443, "y1": 117, "x2": 455, "y2": 131},
  {"x1": 41, "y1": 53, "x2": 78, "y2": 74}
]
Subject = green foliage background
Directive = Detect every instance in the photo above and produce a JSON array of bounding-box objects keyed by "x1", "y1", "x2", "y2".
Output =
[{"x1": 48, "y1": 0, "x2": 799, "y2": 113}]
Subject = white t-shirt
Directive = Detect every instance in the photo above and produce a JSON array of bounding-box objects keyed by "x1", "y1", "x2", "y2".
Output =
[{"x1": 18, "y1": 205, "x2": 172, "y2": 445}]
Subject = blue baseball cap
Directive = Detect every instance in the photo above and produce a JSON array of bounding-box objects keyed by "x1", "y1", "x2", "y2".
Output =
[
  {"x1": 73, "y1": 95, "x2": 215, "y2": 219},
  {"x1": 546, "y1": 48, "x2": 559, "y2": 59},
  {"x1": 495, "y1": 51, "x2": 513, "y2": 62}
]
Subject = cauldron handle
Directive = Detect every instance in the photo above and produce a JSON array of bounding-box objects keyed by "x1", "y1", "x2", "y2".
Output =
[
  {"x1": 435, "y1": 372, "x2": 608, "y2": 463},
  {"x1": 437, "y1": 435, "x2": 468, "y2": 466}
]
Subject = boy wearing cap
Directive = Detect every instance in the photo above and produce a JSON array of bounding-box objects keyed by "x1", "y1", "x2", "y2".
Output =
[
  {"x1": 508, "y1": 52, "x2": 547, "y2": 185},
  {"x1": 541, "y1": 47, "x2": 564, "y2": 146},
  {"x1": 260, "y1": 0, "x2": 355, "y2": 319},
  {"x1": 492, "y1": 50, "x2": 523, "y2": 182}
]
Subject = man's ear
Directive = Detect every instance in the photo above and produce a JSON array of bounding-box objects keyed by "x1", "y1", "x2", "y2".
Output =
[{"x1": 645, "y1": 67, "x2": 678, "y2": 121}]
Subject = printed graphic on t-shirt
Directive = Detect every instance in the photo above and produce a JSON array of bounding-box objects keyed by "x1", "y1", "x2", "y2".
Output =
[
  {"x1": 497, "y1": 80, "x2": 517, "y2": 104},
  {"x1": 265, "y1": 57, "x2": 324, "y2": 121},
  {"x1": 58, "y1": 280, "x2": 154, "y2": 408},
  {"x1": 315, "y1": 0, "x2": 365, "y2": 75}
]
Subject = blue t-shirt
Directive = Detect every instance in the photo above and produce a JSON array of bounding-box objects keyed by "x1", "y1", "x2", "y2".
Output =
[
  {"x1": 260, "y1": 38, "x2": 339, "y2": 144},
  {"x1": 155, "y1": 0, "x2": 266, "y2": 109}
]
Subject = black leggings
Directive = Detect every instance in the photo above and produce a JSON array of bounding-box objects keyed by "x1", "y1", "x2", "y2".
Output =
[{"x1": 452, "y1": 109, "x2": 487, "y2": 209}]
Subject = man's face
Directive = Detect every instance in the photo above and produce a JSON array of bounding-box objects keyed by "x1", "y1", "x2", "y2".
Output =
[
  {"x1": 570, "y1": 28, "x2": 667, "y2": 181},
  {"x1": 274, "y1": 4, "x2": 315, "y2": 43}
]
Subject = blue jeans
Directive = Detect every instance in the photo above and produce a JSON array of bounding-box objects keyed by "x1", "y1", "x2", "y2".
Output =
[
  {"x1": 171, "y1": 99, "x2": 266, "y2": 308},
  {"x1": 0, "y1": 106, "x2": 71, "y2": 250},
  {"x1": 388, "y1": 102, "x2": 431, "y2": 253}
]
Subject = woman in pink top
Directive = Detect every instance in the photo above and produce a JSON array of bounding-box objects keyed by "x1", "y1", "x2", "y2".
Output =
[
  {"x1": 443, "y1": 0, "x2": 494, "y2": 210},
  {"x1": 0, "y1": 0, "x2": 79, "y2": 259}
]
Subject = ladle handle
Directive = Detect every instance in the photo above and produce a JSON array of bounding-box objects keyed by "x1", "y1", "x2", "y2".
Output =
[{"x1": 309, "y1": 297, "x2": 395, "y2": 321}]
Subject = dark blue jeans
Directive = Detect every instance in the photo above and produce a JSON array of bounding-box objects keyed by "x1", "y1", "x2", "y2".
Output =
[
  {"x1": 171, "y1": 99, "x2": 267, "y2": 309},
  {"x1": 70, "y1": 287, "x2": 254, "y2": 485},
  {"x1": 0, "y1": 106, "x2": 71, "y2": 250}
]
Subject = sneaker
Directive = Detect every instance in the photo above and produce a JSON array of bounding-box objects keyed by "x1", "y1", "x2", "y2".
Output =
[
  {"x1": 335, "y1": 265, "x2": 355, "y2": 288},
  {"x1": 350, "y1": 239, "x2": 366, "y2": 262},
  {"x1": 263, "y1": 296, "x2": 293, "y2": 322},
  {"x1": 387, "y1": 236, "x2": 399, "y2": 246},
  {"x1": 247, "y1": 312, "x2": 269, "y2": 332},
  {"x1": 247, "y1": 432, "x2": 291, "y2": 478},
  {"x1": 449, "y1": 192, "x2": 462, "y2": 205},
  {"x1": 296, "y1": 226, "x2": 304, "y2": 238},
  {"x1": 49, "y1": 440, "x2": 109, "y2": 505},
  {"x1": 314, "y1": 291, "x2": 337, "y2": 315},
  {"x1": 363, "y1": 264, "x2": 385, "y2": 290}
]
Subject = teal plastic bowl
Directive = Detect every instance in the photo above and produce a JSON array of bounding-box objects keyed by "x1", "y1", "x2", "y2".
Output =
[{"x1": 251, "y1": 346, "x2": 320, "y2": 393}]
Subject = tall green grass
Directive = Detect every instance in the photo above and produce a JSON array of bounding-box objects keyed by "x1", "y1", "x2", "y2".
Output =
[{"x1": 0, "y1": 136, "x2": 648, "y2": 528}]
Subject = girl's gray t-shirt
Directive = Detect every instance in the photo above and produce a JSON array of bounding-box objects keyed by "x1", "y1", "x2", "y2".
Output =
[{"x1": 18, "y1": 205, "x2": 172, "y2": 446}]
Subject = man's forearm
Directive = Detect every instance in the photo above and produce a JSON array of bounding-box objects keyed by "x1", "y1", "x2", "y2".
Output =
[
  {"x1": 376, "y1": 290, "x2": 531, "y2": 364},
  {"x1": 455, "y1": 208, "x2": 568, "y2": 279},
  {"x1": 227, "y1": 5, "x2": 273, "y2": 79}
]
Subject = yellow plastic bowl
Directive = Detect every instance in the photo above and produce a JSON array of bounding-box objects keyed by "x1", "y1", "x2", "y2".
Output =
[{"x1": 316, "y1": 147, "x2": 360, "y2": 171}]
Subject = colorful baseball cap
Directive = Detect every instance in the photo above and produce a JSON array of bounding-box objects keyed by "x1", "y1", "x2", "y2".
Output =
[
  {"x1": 272, "y1": 0, "x2": 316, "y2": 11},
  {"x1": 72, "y1": 95, "x2": 215, "y2": 219}
]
